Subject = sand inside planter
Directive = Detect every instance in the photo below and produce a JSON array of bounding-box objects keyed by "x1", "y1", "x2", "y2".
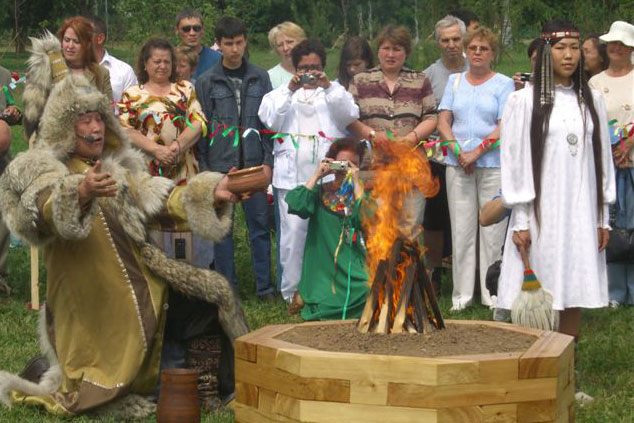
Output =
[{"x1": 276, "y1": 322, "x2": 536, "y2": 357}]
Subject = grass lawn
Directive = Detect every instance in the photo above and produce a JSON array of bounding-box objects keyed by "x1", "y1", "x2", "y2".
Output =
[{"x1": 0, "y1": 44, "x2": 632, "y2": 421}]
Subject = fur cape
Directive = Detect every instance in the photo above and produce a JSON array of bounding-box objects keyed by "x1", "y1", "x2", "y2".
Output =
[{"x1": 0, "y1": 74, "x2": 248, "y2": 416}]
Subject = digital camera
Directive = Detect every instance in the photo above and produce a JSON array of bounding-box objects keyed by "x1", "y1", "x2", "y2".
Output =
[
  {"x1": 299, "y1": 73, "x2": 317, "y2": 85},
  {"x1": 328, "y1": 160, "x2": 349, "y2": 171},
  {"x1": 519, "y1": 72, "x2": 532, "y2": 82}
]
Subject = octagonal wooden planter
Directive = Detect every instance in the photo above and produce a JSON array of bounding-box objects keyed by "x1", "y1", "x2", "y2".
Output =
[{"x1": 234, "y1": 320, "x2": 575, "y2": 423}]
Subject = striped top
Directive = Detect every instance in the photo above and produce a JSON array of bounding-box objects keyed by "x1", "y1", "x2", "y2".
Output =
[{"x1": 348, "y1": 66, "x2": 437, "y2": 137}]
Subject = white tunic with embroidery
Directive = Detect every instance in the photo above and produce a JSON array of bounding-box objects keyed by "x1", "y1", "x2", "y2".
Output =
[{"x1": 498, "y1": 85, "x2": 616, "y2": 310}]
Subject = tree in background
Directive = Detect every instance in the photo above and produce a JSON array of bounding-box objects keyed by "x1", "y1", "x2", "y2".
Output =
[{"x1": 1, "y1": 0, "x2": 632, "y2": 53}]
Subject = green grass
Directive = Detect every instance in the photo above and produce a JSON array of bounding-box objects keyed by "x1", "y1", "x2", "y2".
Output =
[{"x1": 1, "y1": 46, "x2": 633, "y2": 421}]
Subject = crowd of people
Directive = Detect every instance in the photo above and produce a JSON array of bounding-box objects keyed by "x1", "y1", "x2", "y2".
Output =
[{"x1": 0, "y1": 6, "x2": 632, "y2": 417}]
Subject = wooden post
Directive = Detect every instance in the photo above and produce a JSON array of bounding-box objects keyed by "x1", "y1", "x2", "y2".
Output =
[{"x1": 30, "y1": 246, "x2": 39, "y2": 310}]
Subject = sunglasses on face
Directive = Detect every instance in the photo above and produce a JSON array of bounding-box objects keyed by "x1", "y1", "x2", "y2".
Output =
[
  {"x1": 181, "y1": 25, "x2": 202, "y2": 33},
  {"x1": 467, "y1": 45, "x2": 490, "y2": 53},
  {"x1": 297, "y1": 65, "x2": 322, "y2": 72}
]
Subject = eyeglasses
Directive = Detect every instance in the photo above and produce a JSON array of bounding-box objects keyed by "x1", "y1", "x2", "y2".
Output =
[
  {"x1": 467, "y1": 45, "x2": 491, "y2": 53},
  {"x1": 181, "y1": 25, "x2": 202, "y2": 33},
  {"x1": 296, "y1": 64, "x2": 322, "y2": 71}
]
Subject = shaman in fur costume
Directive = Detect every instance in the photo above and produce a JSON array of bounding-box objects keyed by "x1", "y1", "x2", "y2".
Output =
[{"x1": 0, "y1": 74, "x2": 248, "y2": 416}]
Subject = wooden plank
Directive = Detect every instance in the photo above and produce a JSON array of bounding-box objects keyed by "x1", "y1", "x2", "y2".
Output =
[
  {"x1": 554, "y1": 380, "x2": 575, "y2": 423},
  {"x1": 517, "y1": 399, "x2": 557, "y2": 422},
  {"x1": 437, "y1": 404, "x2": 517, "y2": 423},
  {"x1": 519, "y1": 332, "x2": 574, "y2": 379},
  {"x1": 517, "y1": 378, "x2": 574, "y2": 423},
  {"x1": 30, "y1": 246, "x2": 40, "y2": 310},
  {"x1": 258, "y1": 387, "x2": 277, "y2": 416},
  {"x1": 234, "y1": 339, "x2": 257, "y2": 362},
  {"x1": 235, "y1": 358, "x2": 350, "y2": 403},
  {"x1": 387, "y1": 377, "x2": 558, "y2": 408},
  {"x1": 446, "y1": 319, "x2": 543, "y2": 337},
  {"x1": 556, "y1": 343, "x2": 574, "y2": 393},
  {"x1": 241, "y1": 323, "x2": 296, "y2": 344},
  {"x1": 273, "y1": 347, "x2": 479, "y2": 386},
  {"x1": 235, "y1": 381, "x2": 258, "y2": 408},
  {"x1": 349, "y1": 379, "x2": 389, "y2": 405},
  {"x1": 447, "y1": 353, "x2": 521, "y2": 383},
  {"x1": 282, "y1": 397, "x2": 439, "y2": 423},
  {"x1": 234, "y1": 402, "x2": 300, "y2": 423}
]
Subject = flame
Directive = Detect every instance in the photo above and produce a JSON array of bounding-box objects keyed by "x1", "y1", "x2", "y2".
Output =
[{"x1": 362, "y1": 141, "x2": 439, "y2": 327}]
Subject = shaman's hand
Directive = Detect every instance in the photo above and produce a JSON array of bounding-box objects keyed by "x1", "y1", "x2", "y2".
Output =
[{"x1": 78, "y1": 160, "x2": 117, "y2": 207}]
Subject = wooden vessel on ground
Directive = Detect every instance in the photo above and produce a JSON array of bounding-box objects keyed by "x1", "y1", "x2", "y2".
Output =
[{"x1": 234, "y1": 320, "x2": 575, "y2": 423}]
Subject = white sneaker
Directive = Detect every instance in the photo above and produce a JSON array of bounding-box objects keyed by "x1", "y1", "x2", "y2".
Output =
[
  {"x1": 575, "y1": 391, "x2": 594, "y2": 406},
  {"x1": 609, "y1": 300, "x2": 620, "y2": 309}
]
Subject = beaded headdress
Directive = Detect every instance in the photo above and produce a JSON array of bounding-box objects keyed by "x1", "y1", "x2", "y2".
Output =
[{"x1": 538, "y1": 29, "x2": 580, "y2": 107}]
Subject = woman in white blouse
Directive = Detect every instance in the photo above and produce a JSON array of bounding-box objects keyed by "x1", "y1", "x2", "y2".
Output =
[{"x1": 498, "y1": 20, "x2": 615, "y2": 340}]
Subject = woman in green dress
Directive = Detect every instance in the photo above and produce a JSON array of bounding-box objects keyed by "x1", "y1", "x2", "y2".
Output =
[{"x1": 286, "y1": 139, "x2": 369, "y2": 320}]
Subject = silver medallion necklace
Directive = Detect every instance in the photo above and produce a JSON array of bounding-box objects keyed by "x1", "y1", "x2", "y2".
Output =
[
  {"x1": 566, "y1": 133, "x2": 579, "y2": 157},
  {"x1": 562, "y1": 102, "x2": 584, "y2": 157}
]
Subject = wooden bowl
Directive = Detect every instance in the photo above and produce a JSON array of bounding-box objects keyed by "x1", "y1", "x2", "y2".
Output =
[{"x1": 226, "y1": 165, "x2": 269, "y2": 194}]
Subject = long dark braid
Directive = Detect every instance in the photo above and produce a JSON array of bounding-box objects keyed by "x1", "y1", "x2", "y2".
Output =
[{"x1": 529, "y1": 20, "x2": 604, "y2": 225}]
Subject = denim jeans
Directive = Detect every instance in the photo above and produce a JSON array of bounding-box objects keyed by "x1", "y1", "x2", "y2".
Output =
[
  {"x1": 214, "y1": 191, "x2": 273, "y2": 297},
  {"x1": 272, "y1": 187, "x2": 283, "y2": 292}
]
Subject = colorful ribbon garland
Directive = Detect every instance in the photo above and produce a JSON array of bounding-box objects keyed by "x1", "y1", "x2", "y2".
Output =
[
  {"x1": 1, "y1": 73, "x2": 26, "y2": 106},
  {"x1": 609, "y1": 119, "x2": 634, "y2": 153}
]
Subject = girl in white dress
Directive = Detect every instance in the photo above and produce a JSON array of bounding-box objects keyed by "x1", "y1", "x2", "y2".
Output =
[{"x1": 498, "y1": 20, "x2": 616, "y2": 339}]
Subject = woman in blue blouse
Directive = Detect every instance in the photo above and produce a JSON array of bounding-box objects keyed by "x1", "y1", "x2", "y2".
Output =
[{"x1": 437, "y1": 27, "x2": 514, "y2": 311}]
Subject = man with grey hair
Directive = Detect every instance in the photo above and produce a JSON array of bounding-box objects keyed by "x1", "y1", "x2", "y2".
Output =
[
  {"x1": 422, "y1": 15, "x2": 469, "y2": 296},
  {"x1": 424, "y1": 15, "x2": 468, "y2": 103}
]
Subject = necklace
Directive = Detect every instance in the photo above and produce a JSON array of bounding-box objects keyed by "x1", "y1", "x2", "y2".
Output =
[
  {"x1": 562, "y1": 102, "x2": 584, "y2": 157},
  {"x1": 298, "y1": 88, "x2": 319, "y2": 105}
]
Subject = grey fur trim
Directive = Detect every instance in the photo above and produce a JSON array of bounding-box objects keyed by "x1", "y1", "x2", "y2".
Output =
[
  {"x1": 0, "y1": 149, "x2": 68, "y2": 245},
  {"x1": 181, "y1": 172, "x2": 233, "y2": 242},
  {"x1": 91, "y1": 394, "x2": 155, "y2": 419},
  {"x1": 38, "y1": 76, "x2": 114, "y2": 159},
  {"x1": 0, "y1": 308, "x2": 62, "y2": 408},
  {"x1": 96, "y1": 155, "x2": 173, "y2": 244},
  {"x1": 38, "y1": 306, "x2": 59, "y2": 368},
  {"x1": 140, "y1": 243, "x2": 249, "y2": 341},
  {"x1": 51, "y1": 174, "x2": 98, "y2": 241},
  {"x1": 0, "y1": 365, "x2": 62, "y2": 408},
  {"x1": 23, "y1": 31, "x2": 61, "y2": 138}
]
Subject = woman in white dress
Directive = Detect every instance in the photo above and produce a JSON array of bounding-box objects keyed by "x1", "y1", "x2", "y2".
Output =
[{"x1": 498, "y1": 20, "x2": 616, "y2": 339}]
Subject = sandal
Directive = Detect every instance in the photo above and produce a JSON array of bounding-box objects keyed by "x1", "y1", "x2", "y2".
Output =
[{"x1": 287, "y1": 292, "x2": 304, "y2": 315}]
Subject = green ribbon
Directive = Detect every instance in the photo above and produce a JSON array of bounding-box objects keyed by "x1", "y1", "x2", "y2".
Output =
[
  {"x1": 290, "y1": 134, "x2": 298, "y2": 149},
  {"x1": 222, "y1": 126, "x2": 240, "y2": 148},
  {"x1": 341, "y1": 227, "x2": 354, "y2": 321},
  {"x1": 2, "y1": 86, "x2": 15, "y2": 106},
  {"x1": 171, "y1": 115, "x2": 194, "y2": 130},
  {"x1": 386, "y1": 129, "x2": 394, "y2": 141},
  {"x1": 440, "y1": 140, "x2": 461, "y2": 156}
]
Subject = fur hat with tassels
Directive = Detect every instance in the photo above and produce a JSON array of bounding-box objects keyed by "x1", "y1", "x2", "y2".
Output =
[
  {"x1": 22, "y1": 31, "x2": 69, "y2": 139},
  {"x1": 34, "y1": 73, "x2": 125, "y2": 159}
]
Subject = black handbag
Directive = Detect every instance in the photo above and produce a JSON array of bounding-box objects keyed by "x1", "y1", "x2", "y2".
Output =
[
  {"x1": 606, "y1": 228, "x2": 634, "y2": 263},
  {"x1": 606, "y1": 169, "x2": 634, "y2": 263}
]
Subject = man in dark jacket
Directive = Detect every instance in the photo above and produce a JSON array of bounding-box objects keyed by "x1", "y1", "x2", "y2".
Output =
[{"x1": 195, "y1": 16, "x2": 275, "y2": 299}]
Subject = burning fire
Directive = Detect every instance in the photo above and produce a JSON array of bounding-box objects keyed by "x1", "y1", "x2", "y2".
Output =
[{"x1": 360, "y1": 141, "x2": 439, "y2": 333}]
